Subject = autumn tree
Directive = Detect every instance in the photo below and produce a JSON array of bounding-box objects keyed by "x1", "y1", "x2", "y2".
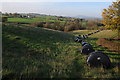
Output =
[{"x1": 102, "y1": 2, "x2": 120, "y2": 30}]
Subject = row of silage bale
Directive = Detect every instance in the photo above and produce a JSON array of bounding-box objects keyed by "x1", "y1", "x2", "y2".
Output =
[
  {"x1": 79, "y1": 29, "x2": 105, "y2": 39},
  {"x1": 74, "y1": 29, "x2": 111, "y2": 69}
]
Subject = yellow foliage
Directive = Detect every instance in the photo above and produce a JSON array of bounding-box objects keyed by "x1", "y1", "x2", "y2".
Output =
[{"x1": 102, "y1": 2, "x2": 120, "y2": 30}]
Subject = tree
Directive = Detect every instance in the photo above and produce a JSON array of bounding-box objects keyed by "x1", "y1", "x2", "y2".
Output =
[{"x1": 102, "y1": 2, "x2": 120, "y2": 30}]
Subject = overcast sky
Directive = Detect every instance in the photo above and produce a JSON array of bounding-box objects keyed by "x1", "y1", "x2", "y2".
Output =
[{"x1": 1, "y1": 0, "x2": 117, "y2": 18}]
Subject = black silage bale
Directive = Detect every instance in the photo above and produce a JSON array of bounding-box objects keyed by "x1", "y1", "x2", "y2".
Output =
[
  {"x1": 87, "y1": 51, "x2": 111, "y2": 69},
  {"x1": 85, "y1": 35, "x2": 88, "y2": 38},
  {"x1": 94, "y1": 32, "x2": 97, "y2": 33},
  {"x1": 92, "y1": 32, "x2": 94, "y2": 34},
  {"x1": 87, "y1": 33, "x2": 91, "y2": 36},
  {"x1": 81, "y1": 35, "x2": 86, "y2": 39},
  {"x1": 74, "y1": 36, "x2": 82, "y2": 43},
  {"x1": 81, "y1": 41, "x2": 88, "y2": 46},
  {"x1": 96, "y1": 30, "x2": 100, "y2": 32},
  {"x1": 81, "y1": 44, "x2": 95, "y2": 55}
]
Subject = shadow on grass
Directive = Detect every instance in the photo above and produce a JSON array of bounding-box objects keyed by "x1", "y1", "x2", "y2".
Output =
[
  {"x1": 3, "y1": 24, "x2": 84, "y2": 79},
  {"x1": 112, "y1": 62, "x2": 120, "y2": 69},
  {"x1": 2, "y1": 35, "x2": 54, "y2": 79},
  {"x1": 7, "y1": 22, "x2": 30, "y2": 24},
  {"x1": 69, "y1": 56, "x2": 84, "y2": 78},
  {"x1": 3, "y1": 23, "x2": 74, "y2": 44}
]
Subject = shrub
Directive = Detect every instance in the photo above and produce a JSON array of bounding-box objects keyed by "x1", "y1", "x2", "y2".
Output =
[
  {"x1": 86, "y1": 20, "x2": 99, "y2": 30},
  {"x1": 64, "y1": 23, "x2": 75, "y2": 32},
  {"x1": 43, "y1": 22, "x2": 51, "y2": 28},
  {"x1": 0, "y1": 17, "x2": 8, "y2": 22},
  {"x1": 64, "y1": 23, "x2": 81, "y2": 32},
  {"x1": 32, "y1": 22, "x2": 46, "y2": 27},
  {"x1": 57, "y1": 26, "x2": 64, "y2": 31}
]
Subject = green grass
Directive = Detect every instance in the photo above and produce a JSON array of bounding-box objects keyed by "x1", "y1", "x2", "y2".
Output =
[
  {"x1": 89, "y1": 30, "x2": 118, "y2": 38},
  {"x1": 7, "y1": 17, "x2": 57, "y2": 23},
  {"x1": 7, "y1": 16, "x2": 67, "y2": 24},
  {"x1": 3, "y1": 23, "x2": 83, "y2": 78},
  {"x1": 2, "y1": 23, "x2": 120, "y2": 79},
  {"x1": 71, "y1": 30, "x2": 96, "y2": 36},
  {"x1": 72, "y1": 30, "x2": 118, "y2": 38},
  {"x1": 1, "y1": 16, "x2": 8, "y2": 17}
]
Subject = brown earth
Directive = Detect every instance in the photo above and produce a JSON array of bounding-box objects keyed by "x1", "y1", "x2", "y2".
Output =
[{"x1": 96, "y1": 38, "x2": 120, "y2": 53}]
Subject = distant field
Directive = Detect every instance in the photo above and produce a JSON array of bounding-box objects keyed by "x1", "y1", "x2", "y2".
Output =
[
  {"x1": 7, "y1": 15, "x2": 67, "y2": 23},
  {"x1": 7, "y1": 17, "x2": 57, "y2": 23},
  {"x1": 2, "y1": 23, "x2": 120, "y2": 79},
  {"x1": 7, "y1": 16, "x2": 86, "y2": 26}
]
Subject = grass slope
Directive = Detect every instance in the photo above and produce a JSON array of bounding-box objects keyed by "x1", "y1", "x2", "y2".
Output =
[
  {"x1": 89, "y1": 30, "x2": 118, "y2": 38},
  {"x1": 2, "y1": 24, "x2": 120, "y2": 79},
  {"x1": 3, "y1": 23, "x2": 83, "y2": 78}
]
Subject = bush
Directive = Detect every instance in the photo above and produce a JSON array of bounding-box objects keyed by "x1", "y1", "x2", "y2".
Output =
[
  {"x1": 32, "y1": 22, "x2": 46, "y2": 27},
  {"x1": 64, "y1": 23, "x2": 81, "y2": 32},
  {"x1": 0, "y1": 17, "x2": 8, "y2": 22},
  {"x1": 86, "y1": 20, "x2": 99, "y2": 30},
  {"x1": 64, "y1": 23, "x2": 75, "y2": 32},
  {"x1": 43, "y1": 22, "x2": 51, "y2": 28},
  {"x1": 57, "y1": 26, "x2": 64, "y2": 31}
]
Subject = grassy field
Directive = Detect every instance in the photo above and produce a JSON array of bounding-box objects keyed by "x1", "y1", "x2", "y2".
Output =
[
  {"x1": 7, "y1": 15, "x2": 71, "y2": 24},
  {"x1": 7, "y1": 16, "x2": 86, "y2": 26},
  {"x1": 71, "y1": 30, "x2": 96, "y2": 36},
  {"x1": 89, "y1": 30, "x2": 118, "y2": 39},
  {"x1": 7, "y1": 17, "x2": 58, "y2": 23},
  {"x1": 72, "y1": 30, "x2": 118, "y2": 38},
  {"x1": 2, "y1": 23, "x2": 120, "y2": 79}
]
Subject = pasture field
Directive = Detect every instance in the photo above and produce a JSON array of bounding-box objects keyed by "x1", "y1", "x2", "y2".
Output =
[
  {"x1": 2, "y1": 23, "x2": 120, "y2": 79},
  {"x1": 89, "y1": 30, "x2": 118, "y2": 39},
  {"x1": 7, "y1": 15, "x2": 67, "y2": 24},
  {"x1": 71, "y1": 30, "x2": 96, "y2": 36},
  {"x1": 7, "y1": 16, "x2": 86, "y2": 26},
  {"x1": 7, "y1": 17, "x2": 58, "y2": 23}
]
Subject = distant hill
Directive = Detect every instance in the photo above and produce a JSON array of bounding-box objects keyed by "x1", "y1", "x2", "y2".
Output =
[
  {"x1": 6, "y1": 12, "x2": 102, "y2": 20},
  {"x1": 73, "y1": 15, "x2": 102, "y2": 20},
  {"x1": 28, "y1": 13, "x2": 48, "y2": 16}
]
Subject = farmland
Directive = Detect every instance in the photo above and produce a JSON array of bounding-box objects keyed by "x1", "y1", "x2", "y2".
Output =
[
  {"x1": 5, "y1": 15, "x2": 90, "y2": 32},
  {"x1": 2, "y1": 23, "x2": 120, "y2": 79},
  {"x1": 2, "y1": 1, "x2": 120, "y2": 79},
  {"x1": 7, "y1": 16, "x2": 62, "y2": 23}
]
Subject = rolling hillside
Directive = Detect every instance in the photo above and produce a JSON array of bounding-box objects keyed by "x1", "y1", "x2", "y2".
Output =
[
  {"x1": 2, "y1": 23, "x2": 120, "y2": 79},
  {"x1": 3, "y1": 23, "x2": 82, "y2": 78}
]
